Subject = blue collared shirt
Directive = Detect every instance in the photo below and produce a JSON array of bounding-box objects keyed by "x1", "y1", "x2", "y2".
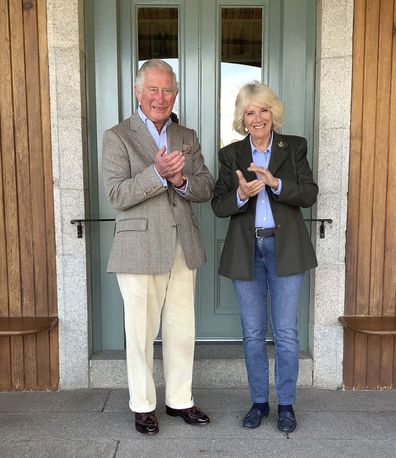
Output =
[
  {"x1": 138, "y1": 106, "x2": 188, "y2": 194},
  {"x1": 138, "y1": 106, "x2": 172, "y2": 150},
  {"x1": 237, "y1": 132, "x2": 282, "y2": 228}
]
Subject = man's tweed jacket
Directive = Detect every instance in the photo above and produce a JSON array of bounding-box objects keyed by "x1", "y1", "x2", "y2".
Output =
[{"x1": 102, "y1": 112, "x2": 214, "y2": 274}]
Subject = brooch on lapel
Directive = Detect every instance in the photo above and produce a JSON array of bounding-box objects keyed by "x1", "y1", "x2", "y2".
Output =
[
  {"x1": 181, "y1": 143, "x2": 192, "y2": 155},
  {"x1": 277, "y1": 140, "x2": 285, "y2": 148}
]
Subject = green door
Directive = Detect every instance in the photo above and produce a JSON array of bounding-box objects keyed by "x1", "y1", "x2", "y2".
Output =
[{"x1": 86, "y1": 0, "x2": 316, "y2": 350}]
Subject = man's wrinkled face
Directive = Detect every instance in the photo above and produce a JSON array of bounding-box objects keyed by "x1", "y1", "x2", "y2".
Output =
[{"x1": 135, "y1": 69, "x2": 177, "y2": 130}]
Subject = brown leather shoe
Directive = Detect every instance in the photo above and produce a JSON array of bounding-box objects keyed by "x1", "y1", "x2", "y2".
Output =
[
  {"x1": 166, "y1": 405, "x2": 210, "y2": 425},
  {"x1": 134, "y1": 410, "x2": 159, "y2": 435}
]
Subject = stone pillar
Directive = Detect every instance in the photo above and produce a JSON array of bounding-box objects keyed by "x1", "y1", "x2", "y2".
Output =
[
  {"x1": 311, "y1": 0, "x2": 353, "y2": 387},
  {"x1": 47, "y1": 0, "x2": 89, "y2": 388}
]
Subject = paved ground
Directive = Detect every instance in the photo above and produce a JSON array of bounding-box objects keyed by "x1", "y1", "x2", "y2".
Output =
[{"x1": 0, "y1": 387, "x2": 395, "y2": 457}]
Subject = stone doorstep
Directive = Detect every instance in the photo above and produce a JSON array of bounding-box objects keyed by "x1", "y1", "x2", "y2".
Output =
[{"x1": 89, "y1": 343, "x2": 313, "y2": 389}]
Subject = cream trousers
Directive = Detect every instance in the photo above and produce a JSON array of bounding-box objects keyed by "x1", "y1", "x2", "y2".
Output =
[{"x1": 116, "y1": 240, "x2": 196, "y2": 413}]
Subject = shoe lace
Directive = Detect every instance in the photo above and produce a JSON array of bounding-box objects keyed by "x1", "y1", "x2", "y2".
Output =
[{"x1": 189, "y1": 405, "x2": 202, "y2": 415}]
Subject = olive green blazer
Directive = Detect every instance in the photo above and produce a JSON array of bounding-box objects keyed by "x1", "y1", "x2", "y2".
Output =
[{"x1": 211, "y1": 132, "x2": 318, "y2": 280}]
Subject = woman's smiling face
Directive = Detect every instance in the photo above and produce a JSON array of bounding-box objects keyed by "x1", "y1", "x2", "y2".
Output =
[{"x1": 243, "y1": 104, "x2": 273, "y2": 144}]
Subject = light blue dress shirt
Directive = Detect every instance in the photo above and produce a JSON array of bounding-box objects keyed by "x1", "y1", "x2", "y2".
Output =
[
  {"x1": 138, "y1": 106, "x2": 188, "y2": 194},
  {"x1": 237, "y1": 132, "x2": 282, "y2": 228}
]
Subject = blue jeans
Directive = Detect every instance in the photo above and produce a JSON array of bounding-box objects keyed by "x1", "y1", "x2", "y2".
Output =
[{"x1": 233, "y1": 237, "x2": 304, "y2": 405}]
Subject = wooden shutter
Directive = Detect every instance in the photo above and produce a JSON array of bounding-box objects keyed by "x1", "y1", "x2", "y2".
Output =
[
  {"x1": 344, "y1": 0, "x2": 396, "y2": 389},
  {"x1": 0, "y1": 0, "x2": 58, "y2": 390}
]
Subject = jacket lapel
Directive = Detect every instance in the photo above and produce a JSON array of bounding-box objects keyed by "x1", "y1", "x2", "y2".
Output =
[
  {"x1": 235, "y1": 136, "x2": 256, "y2": 181},
  {"x1": 166, "y1": 122, "x2": 182, "y2": 154},
  {"x1": 268, "y1": 132, "x2": 288, "y2": 175},
  {"x1": 129, "y1": 112, "x2": 158, "y2": 162}
]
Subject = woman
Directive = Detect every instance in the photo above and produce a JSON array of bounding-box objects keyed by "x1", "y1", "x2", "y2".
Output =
[{"x1": 212, "y1": 82, "x2": 318, "y2": 433}]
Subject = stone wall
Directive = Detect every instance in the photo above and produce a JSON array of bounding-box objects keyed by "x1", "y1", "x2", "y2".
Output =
[
  {"x1": 311, "y1": 0, "x2": 353, "y2": 387},
  {"x1": 47, "y1": 0, "x2": 89, "y2": 388}
]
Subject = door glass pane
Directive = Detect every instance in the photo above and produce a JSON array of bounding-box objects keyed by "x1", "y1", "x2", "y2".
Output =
[
  {"x1": 137, "y1": 7, "x2": 180, "y2": 118},
  {"x1": 220, "y1": 8, "x2": 262, "y2": 147}
]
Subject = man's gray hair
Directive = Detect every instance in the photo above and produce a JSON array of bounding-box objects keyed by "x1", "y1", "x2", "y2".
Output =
[{"x1": 135, "y1": 59, "x2": 178, "y2": 91}]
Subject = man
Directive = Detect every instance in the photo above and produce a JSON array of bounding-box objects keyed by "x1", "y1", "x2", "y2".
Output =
[{"x1": 102, "y1": 59, "x2": 214, "y2": 435}]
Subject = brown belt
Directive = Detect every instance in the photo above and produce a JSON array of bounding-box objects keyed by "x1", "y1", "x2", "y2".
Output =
[{"x1": 255, "y1": 228, "x2": 276, "y2": 238}]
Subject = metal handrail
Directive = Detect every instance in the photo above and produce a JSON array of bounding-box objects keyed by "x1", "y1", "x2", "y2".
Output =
[
  {"x1": 71, "y1": 217, "x2": 333, "y2": 239},
  {"x1": 70, "y1": 218, "x2": 114, "y2": 238},
  {"x1": 304, "y1": 218, "x2": 333, "y2": 238}
]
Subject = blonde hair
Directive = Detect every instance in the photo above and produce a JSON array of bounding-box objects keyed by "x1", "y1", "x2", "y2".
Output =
[{"x1": 233, "y1": 82, "x2": 284, "y2": 135}]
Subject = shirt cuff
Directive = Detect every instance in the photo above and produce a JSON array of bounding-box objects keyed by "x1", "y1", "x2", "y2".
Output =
[
  {"x1": 271, "y1": 178, "x2": 282, "y2": 195},
  {"x1": 154, "y1": 165, "x2": 168, "y2": 188},
  {"x1": 236, "y1": 190, "x2": 248, "y2": 208},
  {"x1": 173, "y1": 177, "x2": 189, "y2": 196}
]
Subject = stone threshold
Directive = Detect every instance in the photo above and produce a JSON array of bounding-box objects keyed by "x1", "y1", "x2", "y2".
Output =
[{"x1": 90, "y1": 342, "x2": 313, "y2": 388}]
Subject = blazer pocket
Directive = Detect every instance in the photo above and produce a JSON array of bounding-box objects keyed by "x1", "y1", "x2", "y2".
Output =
[{"x1": 116, "y1": 218, "x2": 148, "y2": 233}]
